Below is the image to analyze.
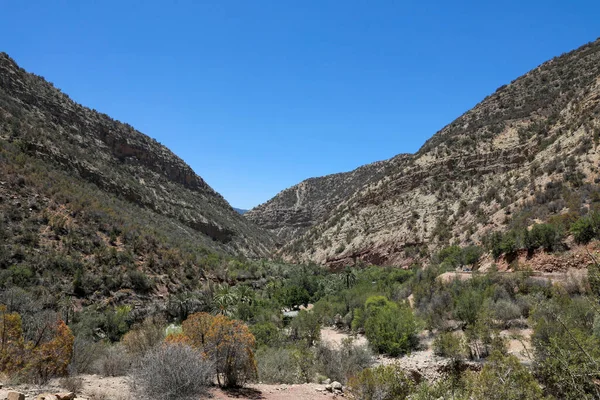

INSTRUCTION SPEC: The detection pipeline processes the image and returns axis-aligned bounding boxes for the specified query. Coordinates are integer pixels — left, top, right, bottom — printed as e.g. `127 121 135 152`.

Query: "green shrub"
363 296 417 356
571 214 598 244
255 346 299 384
348 364 414 400
251 322 281 347
290 310 321 346
468 351 545 400
433 332 466 359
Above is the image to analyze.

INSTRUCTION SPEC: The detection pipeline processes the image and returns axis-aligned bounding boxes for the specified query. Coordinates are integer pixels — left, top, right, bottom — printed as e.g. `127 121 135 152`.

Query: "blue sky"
1 1 599 209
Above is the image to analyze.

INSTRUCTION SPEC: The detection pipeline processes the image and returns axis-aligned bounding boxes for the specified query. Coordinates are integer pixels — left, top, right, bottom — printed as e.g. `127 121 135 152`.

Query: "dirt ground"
320 327 368 348
0 375 340 400
209 383 339 400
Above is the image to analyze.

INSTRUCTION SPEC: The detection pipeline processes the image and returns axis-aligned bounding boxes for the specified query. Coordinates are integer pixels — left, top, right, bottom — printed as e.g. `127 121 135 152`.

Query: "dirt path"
209 383 338 400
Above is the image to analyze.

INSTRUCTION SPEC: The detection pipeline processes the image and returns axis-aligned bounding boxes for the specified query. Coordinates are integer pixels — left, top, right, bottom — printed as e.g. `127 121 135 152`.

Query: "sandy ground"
0 375 339 400
320 327 368 348
208 383 338 400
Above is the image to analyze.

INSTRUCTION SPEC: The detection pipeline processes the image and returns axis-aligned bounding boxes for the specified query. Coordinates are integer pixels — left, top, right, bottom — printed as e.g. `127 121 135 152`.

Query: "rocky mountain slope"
0 52 273 257
245 155 409 243
0 52 276 303
254 38 600 268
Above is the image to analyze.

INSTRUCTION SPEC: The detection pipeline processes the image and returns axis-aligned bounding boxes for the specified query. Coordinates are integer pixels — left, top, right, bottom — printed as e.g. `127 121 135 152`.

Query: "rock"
8 392 26 400
56 393 76 400
323 378 331 385
325 384 333 392
331 381 343 391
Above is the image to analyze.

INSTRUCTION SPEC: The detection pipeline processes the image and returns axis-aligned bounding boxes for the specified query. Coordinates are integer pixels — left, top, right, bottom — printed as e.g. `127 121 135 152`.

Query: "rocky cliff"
253 38 600 268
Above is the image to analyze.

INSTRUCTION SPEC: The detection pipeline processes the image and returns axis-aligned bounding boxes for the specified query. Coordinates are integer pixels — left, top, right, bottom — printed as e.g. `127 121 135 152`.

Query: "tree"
0 304 25 373
182 312 214 349
206 315 257 387
290 310 320 346
0 306 74 383
26 320 74 383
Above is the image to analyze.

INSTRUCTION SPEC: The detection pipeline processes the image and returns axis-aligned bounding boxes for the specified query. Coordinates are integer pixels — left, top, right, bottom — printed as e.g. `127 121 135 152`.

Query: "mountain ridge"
247 37 600 267
0 51 274 264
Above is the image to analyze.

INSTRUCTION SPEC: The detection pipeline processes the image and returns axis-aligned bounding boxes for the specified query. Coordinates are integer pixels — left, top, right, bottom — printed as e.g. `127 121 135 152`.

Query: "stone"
323 378 331 385
325 384 333 392
332 381 343 392
7 392 26 400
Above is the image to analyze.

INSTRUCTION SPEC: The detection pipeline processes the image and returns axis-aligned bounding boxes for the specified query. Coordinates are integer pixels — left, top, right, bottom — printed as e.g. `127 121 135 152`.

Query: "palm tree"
343 266 357 289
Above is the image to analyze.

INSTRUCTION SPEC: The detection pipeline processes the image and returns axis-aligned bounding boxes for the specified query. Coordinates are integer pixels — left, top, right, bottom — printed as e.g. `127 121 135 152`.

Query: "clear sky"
1 1 598 209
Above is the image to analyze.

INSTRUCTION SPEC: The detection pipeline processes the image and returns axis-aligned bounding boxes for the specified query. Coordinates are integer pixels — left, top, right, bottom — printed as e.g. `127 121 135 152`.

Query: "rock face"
0 52 273 257
252 38 600 267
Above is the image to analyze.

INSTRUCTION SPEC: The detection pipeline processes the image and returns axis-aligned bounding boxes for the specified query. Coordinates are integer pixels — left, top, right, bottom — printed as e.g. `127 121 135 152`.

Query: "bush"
290 310 321 346
433 332 466 359
255 346 298 384
363 296 418 356
121 316 165 357
490 299 522 322
348 364 414 400
69 337 106 374
315 338 373 383
131 343 213 400
0 306 74 383
251 322 281 347
571 215 597 244
206 315 257 387
468 351 545 399
96 344 131 377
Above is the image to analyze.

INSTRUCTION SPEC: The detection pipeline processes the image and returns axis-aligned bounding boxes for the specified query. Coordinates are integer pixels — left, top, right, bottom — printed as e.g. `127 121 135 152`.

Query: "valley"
2 37 600 400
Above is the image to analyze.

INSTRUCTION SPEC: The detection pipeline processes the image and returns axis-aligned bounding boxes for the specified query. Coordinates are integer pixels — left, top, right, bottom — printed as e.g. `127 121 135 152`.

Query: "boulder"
323 378 331 385
325 384 333 392
7 392 26 400
332 381 343 391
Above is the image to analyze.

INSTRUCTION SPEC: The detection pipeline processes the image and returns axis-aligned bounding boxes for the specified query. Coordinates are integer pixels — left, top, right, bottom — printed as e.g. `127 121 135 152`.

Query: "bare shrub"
121 316 165 358
316 338 373 383
131 343 213 400
490 299 522 323
95 344 132 377
255 346 299 384
69 336 106 374
59 375 84 393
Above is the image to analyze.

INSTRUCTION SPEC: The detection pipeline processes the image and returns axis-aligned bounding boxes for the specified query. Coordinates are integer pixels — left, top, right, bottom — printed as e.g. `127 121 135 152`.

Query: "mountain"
233 208 249 215
249 38 600 268
0 52 274 300
245 156 408 243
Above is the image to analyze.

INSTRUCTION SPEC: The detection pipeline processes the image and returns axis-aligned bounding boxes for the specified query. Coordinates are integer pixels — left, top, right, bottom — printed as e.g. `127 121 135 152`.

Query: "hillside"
246 155 409 243
256 38 600 267
0 52 274 302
